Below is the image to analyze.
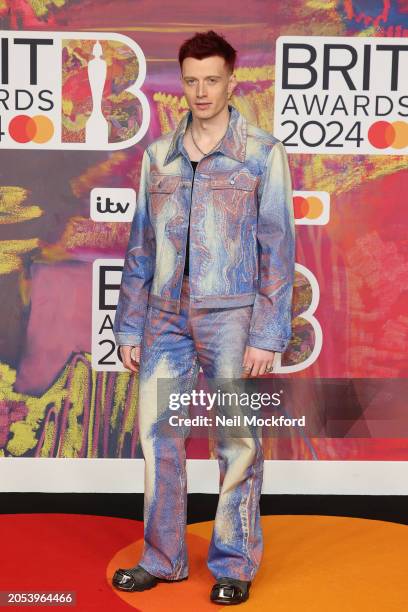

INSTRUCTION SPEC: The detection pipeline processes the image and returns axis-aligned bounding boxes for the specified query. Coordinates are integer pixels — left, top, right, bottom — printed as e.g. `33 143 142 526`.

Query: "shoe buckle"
218 584 235 599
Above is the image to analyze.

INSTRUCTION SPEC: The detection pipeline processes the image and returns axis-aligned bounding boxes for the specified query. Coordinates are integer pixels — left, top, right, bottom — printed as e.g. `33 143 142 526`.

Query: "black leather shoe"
210 577 251 605
112 565 188 592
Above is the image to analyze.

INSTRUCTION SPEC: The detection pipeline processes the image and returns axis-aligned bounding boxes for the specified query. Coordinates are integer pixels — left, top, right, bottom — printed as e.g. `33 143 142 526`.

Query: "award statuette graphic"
85 41 109 145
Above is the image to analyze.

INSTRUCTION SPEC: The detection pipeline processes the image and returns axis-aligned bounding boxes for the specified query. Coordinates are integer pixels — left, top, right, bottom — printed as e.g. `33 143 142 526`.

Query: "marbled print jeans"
136 274 264 581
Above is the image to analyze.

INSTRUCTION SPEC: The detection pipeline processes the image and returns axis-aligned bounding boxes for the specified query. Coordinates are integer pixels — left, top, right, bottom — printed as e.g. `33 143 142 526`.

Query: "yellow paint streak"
86 23 261 33
2 351 140 458
235 64 274 82
19 273 32 307
61 359 87 456
0 361 17 387
34 216 127 256
37 244 72 263
62 111 92 132
5 360 68 456
70 151 127 198
151 62 272 77
152 93 188 134
42 420 55 456
0 253 23 274
62 98 73 116
234 87 275 131
356 27 378 37
88 368 97 458
300 153 408 195
29 0 65 18
0 239 39 275
306 0 337 9
0 186 43 225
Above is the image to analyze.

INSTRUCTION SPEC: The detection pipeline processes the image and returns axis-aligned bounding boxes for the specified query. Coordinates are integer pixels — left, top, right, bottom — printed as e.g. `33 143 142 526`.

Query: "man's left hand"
242 346 275 377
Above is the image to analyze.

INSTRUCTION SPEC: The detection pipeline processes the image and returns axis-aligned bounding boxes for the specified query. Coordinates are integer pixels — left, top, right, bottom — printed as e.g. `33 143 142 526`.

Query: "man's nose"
196 82 207 97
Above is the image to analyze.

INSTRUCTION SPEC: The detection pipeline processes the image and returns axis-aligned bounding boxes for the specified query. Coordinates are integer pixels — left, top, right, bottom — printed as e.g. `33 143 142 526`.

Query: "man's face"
181 55 236 119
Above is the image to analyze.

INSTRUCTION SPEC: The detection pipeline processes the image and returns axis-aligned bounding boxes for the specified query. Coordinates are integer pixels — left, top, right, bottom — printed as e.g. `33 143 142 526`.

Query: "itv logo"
90 188 136 222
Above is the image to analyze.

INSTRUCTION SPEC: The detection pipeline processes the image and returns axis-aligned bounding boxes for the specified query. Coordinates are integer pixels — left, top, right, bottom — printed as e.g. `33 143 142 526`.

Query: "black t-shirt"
184 160 199 276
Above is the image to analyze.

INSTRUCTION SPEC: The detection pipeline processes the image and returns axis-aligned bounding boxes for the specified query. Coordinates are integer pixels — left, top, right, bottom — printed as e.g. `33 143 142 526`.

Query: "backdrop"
0 1 407 493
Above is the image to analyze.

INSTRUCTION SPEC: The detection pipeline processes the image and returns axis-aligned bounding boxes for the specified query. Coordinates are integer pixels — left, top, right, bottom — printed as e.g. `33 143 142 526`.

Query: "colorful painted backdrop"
0 1 407 463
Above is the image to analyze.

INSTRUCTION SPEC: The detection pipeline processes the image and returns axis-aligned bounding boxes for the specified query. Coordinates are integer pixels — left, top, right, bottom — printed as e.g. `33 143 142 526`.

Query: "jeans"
136 274 264 581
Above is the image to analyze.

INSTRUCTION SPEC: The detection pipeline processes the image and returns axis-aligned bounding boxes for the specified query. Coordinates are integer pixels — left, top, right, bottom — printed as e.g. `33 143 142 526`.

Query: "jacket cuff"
114 332 143 346
247 333 289 353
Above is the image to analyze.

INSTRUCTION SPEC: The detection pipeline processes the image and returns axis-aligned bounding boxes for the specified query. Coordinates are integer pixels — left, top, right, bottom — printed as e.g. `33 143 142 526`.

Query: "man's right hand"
119 345 141 373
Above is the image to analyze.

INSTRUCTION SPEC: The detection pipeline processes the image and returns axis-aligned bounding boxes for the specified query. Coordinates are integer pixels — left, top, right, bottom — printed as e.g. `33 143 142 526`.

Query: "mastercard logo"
293 192 329 225
368 121 408 149
294 195 324 220
8 114 54 144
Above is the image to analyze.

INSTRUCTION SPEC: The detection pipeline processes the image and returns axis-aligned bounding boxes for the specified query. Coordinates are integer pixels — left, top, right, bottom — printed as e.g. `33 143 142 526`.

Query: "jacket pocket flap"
210 172 258 191
148 174 181 193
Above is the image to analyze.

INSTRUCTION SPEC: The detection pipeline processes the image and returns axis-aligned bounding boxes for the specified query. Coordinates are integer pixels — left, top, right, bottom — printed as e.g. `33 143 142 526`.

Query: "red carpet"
1 514 408 610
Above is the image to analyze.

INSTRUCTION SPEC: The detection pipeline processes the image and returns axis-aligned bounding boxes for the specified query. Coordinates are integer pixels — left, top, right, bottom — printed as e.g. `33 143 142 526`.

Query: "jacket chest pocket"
209 171 258 220
148 174 181 218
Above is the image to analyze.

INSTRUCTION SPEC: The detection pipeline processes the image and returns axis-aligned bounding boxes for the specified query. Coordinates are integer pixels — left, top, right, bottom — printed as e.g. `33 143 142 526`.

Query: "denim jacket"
113 104 295 353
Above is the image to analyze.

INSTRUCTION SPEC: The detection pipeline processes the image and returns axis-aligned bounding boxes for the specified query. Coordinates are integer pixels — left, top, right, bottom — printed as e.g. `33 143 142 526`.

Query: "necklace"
189 122 228 156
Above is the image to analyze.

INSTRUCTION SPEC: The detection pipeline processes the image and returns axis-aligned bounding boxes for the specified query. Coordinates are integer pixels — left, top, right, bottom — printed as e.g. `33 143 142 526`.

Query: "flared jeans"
136 274 264 581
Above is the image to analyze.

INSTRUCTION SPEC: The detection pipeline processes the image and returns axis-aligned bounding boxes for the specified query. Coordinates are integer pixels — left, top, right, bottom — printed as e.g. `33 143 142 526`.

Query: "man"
112 30 295 605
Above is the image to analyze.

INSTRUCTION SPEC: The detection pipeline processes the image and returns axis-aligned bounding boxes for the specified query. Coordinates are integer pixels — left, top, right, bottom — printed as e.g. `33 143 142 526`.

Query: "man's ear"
228 72 237 97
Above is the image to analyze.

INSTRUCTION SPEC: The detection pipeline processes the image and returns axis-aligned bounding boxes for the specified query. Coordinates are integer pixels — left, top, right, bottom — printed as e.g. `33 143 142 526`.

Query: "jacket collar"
163 103 247 166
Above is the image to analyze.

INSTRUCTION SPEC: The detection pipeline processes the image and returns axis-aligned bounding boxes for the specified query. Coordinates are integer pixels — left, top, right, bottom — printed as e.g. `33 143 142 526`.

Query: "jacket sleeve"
113 147 155 347
247 140 295 353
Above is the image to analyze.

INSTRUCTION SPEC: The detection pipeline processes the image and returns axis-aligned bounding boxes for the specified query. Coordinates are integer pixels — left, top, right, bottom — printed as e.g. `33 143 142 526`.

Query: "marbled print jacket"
113 104 295 353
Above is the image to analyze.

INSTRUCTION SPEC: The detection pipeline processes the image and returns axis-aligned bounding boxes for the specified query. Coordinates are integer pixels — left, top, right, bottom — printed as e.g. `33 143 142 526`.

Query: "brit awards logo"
0 31 149 149
274 36 408 154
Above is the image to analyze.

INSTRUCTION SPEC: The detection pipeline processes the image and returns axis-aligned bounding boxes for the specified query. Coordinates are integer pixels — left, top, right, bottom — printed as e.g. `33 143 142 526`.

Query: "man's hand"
242 346 275 377
119 345 141 373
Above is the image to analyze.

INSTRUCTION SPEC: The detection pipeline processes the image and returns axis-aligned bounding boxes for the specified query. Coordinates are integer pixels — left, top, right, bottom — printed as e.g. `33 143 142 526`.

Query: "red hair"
178 30 237 73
